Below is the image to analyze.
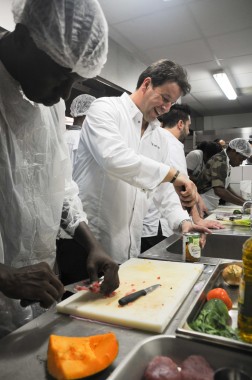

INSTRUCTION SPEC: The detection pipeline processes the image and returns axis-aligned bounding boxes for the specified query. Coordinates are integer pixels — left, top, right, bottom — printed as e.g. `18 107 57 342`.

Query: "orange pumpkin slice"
47 332 119 379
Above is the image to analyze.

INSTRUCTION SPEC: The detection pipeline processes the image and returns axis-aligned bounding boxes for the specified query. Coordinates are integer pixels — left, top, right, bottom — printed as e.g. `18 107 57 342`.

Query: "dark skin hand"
0 262 65 309
86 245 120 295
73 222 120 295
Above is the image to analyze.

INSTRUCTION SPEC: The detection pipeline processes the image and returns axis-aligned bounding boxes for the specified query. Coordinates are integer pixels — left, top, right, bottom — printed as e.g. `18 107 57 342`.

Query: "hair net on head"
70 94 96 117
12 0 108 79
229 138 252 158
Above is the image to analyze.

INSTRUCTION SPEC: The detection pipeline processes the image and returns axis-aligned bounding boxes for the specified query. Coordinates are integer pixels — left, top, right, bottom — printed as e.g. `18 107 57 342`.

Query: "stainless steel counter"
0 249 217 380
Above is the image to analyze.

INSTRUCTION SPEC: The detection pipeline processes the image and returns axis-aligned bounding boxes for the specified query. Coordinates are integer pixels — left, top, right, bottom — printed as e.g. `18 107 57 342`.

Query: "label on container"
183 233 201 262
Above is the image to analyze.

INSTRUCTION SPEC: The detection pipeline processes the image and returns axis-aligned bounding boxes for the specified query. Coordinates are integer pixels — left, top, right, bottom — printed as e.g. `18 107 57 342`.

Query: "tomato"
206 288 233 310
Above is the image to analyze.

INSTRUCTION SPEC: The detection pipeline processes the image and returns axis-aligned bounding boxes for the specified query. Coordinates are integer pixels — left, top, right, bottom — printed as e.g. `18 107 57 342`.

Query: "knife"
118 284 161 306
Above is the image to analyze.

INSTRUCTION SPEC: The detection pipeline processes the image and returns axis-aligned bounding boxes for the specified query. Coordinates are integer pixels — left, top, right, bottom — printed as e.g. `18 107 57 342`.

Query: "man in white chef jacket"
73 60 210 264
141 104 223 252
0 0 119 338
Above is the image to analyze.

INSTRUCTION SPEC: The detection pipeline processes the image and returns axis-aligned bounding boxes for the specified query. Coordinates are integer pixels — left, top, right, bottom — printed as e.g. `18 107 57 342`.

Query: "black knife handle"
118 289 146 306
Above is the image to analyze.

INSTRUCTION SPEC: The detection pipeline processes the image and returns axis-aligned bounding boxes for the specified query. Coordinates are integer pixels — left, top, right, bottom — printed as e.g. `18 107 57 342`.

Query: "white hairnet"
229 138 252 158
70 94 96 117
12 0 108 78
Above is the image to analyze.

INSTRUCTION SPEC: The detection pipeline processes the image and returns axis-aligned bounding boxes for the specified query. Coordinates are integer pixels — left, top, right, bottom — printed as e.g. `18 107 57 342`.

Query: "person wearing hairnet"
0 0 119 338
66 94 96 167
197 138 252 212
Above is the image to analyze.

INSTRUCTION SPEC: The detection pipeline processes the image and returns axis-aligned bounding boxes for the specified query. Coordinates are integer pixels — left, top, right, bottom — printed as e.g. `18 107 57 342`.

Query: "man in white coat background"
141 104 223 253
65 94 96 167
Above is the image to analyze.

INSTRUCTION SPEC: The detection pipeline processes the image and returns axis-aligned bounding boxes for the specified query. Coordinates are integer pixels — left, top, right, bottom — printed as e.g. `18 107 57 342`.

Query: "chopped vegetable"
232 218 251 227
190 299 239 340
233 209 242 214
206 288 233 310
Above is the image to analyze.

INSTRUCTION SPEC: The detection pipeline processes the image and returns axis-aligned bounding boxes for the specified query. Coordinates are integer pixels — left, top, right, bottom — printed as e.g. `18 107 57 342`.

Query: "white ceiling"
98 0 252 117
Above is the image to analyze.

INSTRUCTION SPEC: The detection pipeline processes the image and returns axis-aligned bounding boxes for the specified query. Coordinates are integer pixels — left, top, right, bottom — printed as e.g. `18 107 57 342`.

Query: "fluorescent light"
213 72 237 100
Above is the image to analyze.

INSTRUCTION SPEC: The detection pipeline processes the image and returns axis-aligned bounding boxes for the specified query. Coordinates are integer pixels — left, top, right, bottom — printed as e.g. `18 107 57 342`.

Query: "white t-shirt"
186 149 204 180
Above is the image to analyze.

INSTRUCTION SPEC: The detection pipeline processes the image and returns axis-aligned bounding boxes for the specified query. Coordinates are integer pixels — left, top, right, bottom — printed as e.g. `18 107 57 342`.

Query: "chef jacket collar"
121 92 161 130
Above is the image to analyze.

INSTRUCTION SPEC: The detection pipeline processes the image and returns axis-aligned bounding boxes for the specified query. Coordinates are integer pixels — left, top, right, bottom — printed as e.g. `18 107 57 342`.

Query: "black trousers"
56 238 89 286
140 222 166 253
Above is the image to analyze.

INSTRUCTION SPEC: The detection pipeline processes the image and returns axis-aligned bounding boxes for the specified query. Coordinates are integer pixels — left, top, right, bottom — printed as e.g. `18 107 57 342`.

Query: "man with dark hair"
197 138 251 212
141 104 222 252
214 138 226 149
136 60 191 95
73 60 210 264
0 0 119 338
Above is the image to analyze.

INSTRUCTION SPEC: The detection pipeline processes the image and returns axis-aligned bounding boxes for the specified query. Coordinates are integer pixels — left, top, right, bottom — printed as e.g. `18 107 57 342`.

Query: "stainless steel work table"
0 239 220 380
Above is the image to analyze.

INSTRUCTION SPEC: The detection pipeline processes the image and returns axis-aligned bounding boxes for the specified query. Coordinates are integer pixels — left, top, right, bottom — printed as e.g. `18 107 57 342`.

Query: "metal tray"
176 260 252 352
107 335 252 380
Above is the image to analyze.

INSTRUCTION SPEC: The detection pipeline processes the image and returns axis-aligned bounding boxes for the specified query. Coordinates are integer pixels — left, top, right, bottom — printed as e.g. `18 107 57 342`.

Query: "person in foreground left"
0 0 119 338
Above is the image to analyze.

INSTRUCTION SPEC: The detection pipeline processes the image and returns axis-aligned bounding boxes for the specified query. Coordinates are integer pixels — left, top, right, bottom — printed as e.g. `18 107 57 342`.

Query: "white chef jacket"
142 130 189 238
0 59 87 337
73 93 188 263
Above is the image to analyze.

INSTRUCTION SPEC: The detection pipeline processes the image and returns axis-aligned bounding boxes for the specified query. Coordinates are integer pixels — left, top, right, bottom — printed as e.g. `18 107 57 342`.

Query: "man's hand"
0 262 64 309
86 245 119 296
196 218 225 230
181 221 211 249
173 174 197 208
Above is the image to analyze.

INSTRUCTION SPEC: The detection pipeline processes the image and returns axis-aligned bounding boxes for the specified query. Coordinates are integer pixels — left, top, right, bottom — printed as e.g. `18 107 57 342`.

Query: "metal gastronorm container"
107 335 252 380
176 260 252 352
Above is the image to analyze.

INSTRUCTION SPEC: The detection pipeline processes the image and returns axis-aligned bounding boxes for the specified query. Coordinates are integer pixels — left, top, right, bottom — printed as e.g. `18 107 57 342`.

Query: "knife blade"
118 284 161 306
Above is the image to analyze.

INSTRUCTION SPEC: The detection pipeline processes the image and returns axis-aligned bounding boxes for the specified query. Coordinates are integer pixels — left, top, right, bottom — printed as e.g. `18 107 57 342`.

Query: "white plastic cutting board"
57 258 204 333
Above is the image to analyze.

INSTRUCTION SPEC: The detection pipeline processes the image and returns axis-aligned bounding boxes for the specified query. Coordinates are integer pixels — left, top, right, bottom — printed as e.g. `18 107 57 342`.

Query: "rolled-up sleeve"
82 99 170 191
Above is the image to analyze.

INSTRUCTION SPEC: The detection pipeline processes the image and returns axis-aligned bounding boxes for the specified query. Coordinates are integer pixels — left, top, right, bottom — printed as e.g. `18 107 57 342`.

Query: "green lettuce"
190 298 239 340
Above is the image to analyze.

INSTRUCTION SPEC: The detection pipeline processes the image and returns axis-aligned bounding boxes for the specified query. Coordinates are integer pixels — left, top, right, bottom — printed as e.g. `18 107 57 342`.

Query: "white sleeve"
81 99 170 190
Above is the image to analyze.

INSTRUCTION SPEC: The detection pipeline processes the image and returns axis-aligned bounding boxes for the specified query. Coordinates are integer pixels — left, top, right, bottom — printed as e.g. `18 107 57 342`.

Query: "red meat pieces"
180 355 214 380
144 356 182 380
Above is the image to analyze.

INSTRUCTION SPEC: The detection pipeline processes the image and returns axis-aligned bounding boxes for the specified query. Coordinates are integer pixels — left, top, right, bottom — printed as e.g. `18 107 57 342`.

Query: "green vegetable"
233 209 242 215
232 219 251 227
190 299 239 340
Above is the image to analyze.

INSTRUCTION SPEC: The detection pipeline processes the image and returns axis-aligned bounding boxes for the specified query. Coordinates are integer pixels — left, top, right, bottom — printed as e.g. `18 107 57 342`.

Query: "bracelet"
179 218 193 231
170 170 180 184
